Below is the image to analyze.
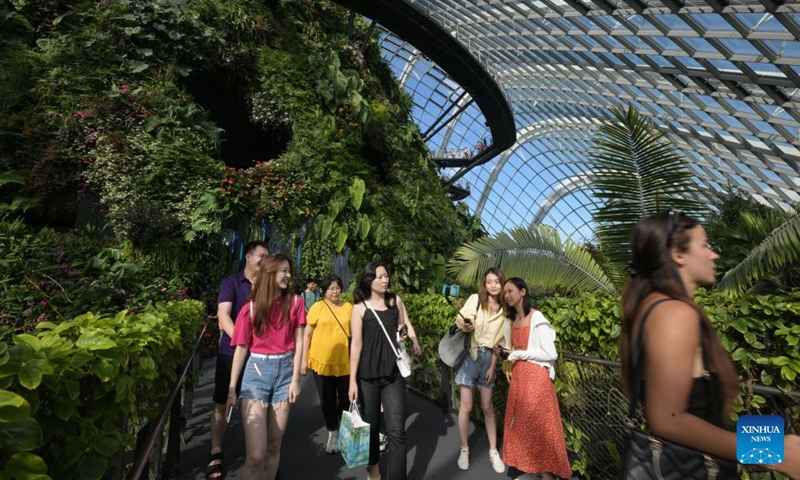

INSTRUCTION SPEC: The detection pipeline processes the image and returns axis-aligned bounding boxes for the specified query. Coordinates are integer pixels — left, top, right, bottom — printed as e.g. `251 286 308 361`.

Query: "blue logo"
737 415 784 465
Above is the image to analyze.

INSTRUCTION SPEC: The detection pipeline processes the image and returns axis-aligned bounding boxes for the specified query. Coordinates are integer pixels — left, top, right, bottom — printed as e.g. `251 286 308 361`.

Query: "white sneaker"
457 447 469 470
489 449 505 473
326 430 339 454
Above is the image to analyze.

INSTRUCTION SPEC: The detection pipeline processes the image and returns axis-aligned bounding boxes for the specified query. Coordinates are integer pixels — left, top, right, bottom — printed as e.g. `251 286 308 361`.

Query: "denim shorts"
239 351 293 406
455 347 495 389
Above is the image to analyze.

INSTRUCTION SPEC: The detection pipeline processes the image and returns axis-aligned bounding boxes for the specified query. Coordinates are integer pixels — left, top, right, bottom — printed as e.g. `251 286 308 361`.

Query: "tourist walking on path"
301 274 353 454
620 211 800 479
207 241 268 480
454 267 507 474
499 278 571 480
349 262 411 480
301 279 319 312
226 253 306 480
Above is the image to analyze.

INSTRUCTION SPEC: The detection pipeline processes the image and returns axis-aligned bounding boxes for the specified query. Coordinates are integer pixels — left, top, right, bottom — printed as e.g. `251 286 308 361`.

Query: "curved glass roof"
377 0 800 241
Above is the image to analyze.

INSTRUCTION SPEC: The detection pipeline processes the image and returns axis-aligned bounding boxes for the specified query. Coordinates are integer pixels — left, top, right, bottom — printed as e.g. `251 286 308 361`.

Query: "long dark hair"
620 212 737 416
247 253 295 334
504 277 532 320
353 261 396 307
478 267 507 312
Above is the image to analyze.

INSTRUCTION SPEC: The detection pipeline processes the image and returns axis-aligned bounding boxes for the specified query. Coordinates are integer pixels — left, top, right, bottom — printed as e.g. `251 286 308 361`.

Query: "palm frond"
590 105 708 267
448 224 616 295
717 213 800 294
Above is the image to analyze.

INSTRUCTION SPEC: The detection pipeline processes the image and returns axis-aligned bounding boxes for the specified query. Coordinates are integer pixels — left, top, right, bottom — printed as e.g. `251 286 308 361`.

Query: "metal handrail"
562 353 800 400
127 317 210 480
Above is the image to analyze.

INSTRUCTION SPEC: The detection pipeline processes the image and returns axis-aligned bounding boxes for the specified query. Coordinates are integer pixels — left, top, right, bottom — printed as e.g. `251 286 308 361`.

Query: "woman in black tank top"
620 211 800 479
348 262 412 480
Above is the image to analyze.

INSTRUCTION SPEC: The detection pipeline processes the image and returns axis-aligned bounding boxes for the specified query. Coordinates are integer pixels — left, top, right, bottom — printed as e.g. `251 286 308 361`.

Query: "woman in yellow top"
454 267 508 474
301 274 353 454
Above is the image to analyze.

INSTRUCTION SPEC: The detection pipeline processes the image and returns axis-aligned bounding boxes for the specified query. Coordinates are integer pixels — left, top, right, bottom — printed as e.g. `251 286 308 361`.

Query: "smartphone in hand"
226 406 234 424
498 347 511 360
398 325 409 338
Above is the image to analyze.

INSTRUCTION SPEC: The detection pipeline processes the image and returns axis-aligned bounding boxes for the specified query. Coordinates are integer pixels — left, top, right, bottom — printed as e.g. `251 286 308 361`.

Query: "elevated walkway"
177 360 534 480
330 0 516 185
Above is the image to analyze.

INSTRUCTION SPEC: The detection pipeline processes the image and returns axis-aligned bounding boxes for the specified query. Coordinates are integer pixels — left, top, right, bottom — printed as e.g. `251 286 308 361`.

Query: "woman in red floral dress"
497 277 572 480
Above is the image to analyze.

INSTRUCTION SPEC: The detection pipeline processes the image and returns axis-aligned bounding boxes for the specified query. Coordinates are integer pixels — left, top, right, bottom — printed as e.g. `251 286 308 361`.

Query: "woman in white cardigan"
497 277 571 480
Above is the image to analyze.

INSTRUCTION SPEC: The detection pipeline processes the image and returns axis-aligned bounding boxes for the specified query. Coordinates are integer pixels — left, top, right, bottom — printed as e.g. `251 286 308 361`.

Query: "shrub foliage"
0 300 206 480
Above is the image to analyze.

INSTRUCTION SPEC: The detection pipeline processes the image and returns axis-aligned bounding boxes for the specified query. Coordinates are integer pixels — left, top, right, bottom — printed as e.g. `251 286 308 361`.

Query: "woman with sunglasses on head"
620 211 800 479
454 267 508 474
301 274 353 454
498 277 572 480
348 262 411 480
225 253 306 480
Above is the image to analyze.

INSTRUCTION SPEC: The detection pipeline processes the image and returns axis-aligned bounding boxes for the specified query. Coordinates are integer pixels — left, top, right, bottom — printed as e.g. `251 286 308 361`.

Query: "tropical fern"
448 224 616 295
717 212 800 294
0 170 40 213
590 105 708 268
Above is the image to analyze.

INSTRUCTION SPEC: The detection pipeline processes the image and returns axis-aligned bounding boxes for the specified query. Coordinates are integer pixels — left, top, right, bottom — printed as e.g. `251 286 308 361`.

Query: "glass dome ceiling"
376 0 800 242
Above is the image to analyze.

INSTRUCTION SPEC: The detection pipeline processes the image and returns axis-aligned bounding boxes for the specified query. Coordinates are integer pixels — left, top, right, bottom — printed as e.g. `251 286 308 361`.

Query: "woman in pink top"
226 253 306 480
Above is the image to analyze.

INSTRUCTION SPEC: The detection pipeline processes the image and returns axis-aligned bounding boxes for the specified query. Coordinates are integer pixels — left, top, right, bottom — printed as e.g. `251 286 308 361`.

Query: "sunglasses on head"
666 209 683 247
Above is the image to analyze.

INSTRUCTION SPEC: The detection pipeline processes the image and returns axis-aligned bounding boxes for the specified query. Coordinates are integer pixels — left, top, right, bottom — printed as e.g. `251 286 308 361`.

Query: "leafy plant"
0 217 195 338
0 170 40 213
2 0 478 303
311 51 370 124
713 209 800 295
590 105 709 272
0 300 206 480
448 224 616 295
317 177 370 252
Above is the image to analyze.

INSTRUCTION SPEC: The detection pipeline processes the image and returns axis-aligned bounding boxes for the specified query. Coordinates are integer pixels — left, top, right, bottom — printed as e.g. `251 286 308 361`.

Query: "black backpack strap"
628 297 677 419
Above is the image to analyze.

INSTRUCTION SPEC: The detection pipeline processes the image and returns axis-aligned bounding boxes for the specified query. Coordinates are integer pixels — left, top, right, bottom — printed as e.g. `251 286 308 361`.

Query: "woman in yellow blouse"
301 274 353 454
454 267 508 474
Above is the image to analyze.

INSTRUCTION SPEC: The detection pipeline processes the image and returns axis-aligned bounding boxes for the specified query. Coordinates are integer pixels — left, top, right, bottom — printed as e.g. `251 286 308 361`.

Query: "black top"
358 304 400 379
686 374 724 427
641 374 724 428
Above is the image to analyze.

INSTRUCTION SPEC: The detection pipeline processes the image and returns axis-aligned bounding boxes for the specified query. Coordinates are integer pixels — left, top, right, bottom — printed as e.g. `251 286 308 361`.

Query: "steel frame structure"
376 0 800 240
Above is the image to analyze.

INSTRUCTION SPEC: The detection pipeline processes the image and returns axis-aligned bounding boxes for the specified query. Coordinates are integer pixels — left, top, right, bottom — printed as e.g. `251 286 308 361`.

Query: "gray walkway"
177 359 515 480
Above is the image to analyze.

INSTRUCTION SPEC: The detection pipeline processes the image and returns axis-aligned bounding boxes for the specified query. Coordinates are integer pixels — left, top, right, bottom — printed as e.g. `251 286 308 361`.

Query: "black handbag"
621 298 739 480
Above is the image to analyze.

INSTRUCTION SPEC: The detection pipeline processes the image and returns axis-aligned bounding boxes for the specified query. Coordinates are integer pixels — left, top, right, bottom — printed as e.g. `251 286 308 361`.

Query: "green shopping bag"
338 402 370 468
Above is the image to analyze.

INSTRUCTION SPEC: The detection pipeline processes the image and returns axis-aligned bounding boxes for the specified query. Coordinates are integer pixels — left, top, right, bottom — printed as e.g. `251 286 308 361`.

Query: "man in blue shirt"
207 241 268 480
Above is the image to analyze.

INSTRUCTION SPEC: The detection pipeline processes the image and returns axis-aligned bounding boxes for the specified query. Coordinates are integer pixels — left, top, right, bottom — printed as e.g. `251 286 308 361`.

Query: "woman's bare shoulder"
646 299 701 344
351 302 365 313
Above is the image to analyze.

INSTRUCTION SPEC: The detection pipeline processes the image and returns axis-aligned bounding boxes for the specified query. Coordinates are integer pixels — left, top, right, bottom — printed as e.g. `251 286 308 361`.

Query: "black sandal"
206 451 224 480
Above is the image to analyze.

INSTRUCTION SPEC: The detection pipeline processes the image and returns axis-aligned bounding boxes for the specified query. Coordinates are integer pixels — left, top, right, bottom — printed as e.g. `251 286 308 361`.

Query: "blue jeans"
360 374 406 480
455 347 496 389
239 352 293 406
